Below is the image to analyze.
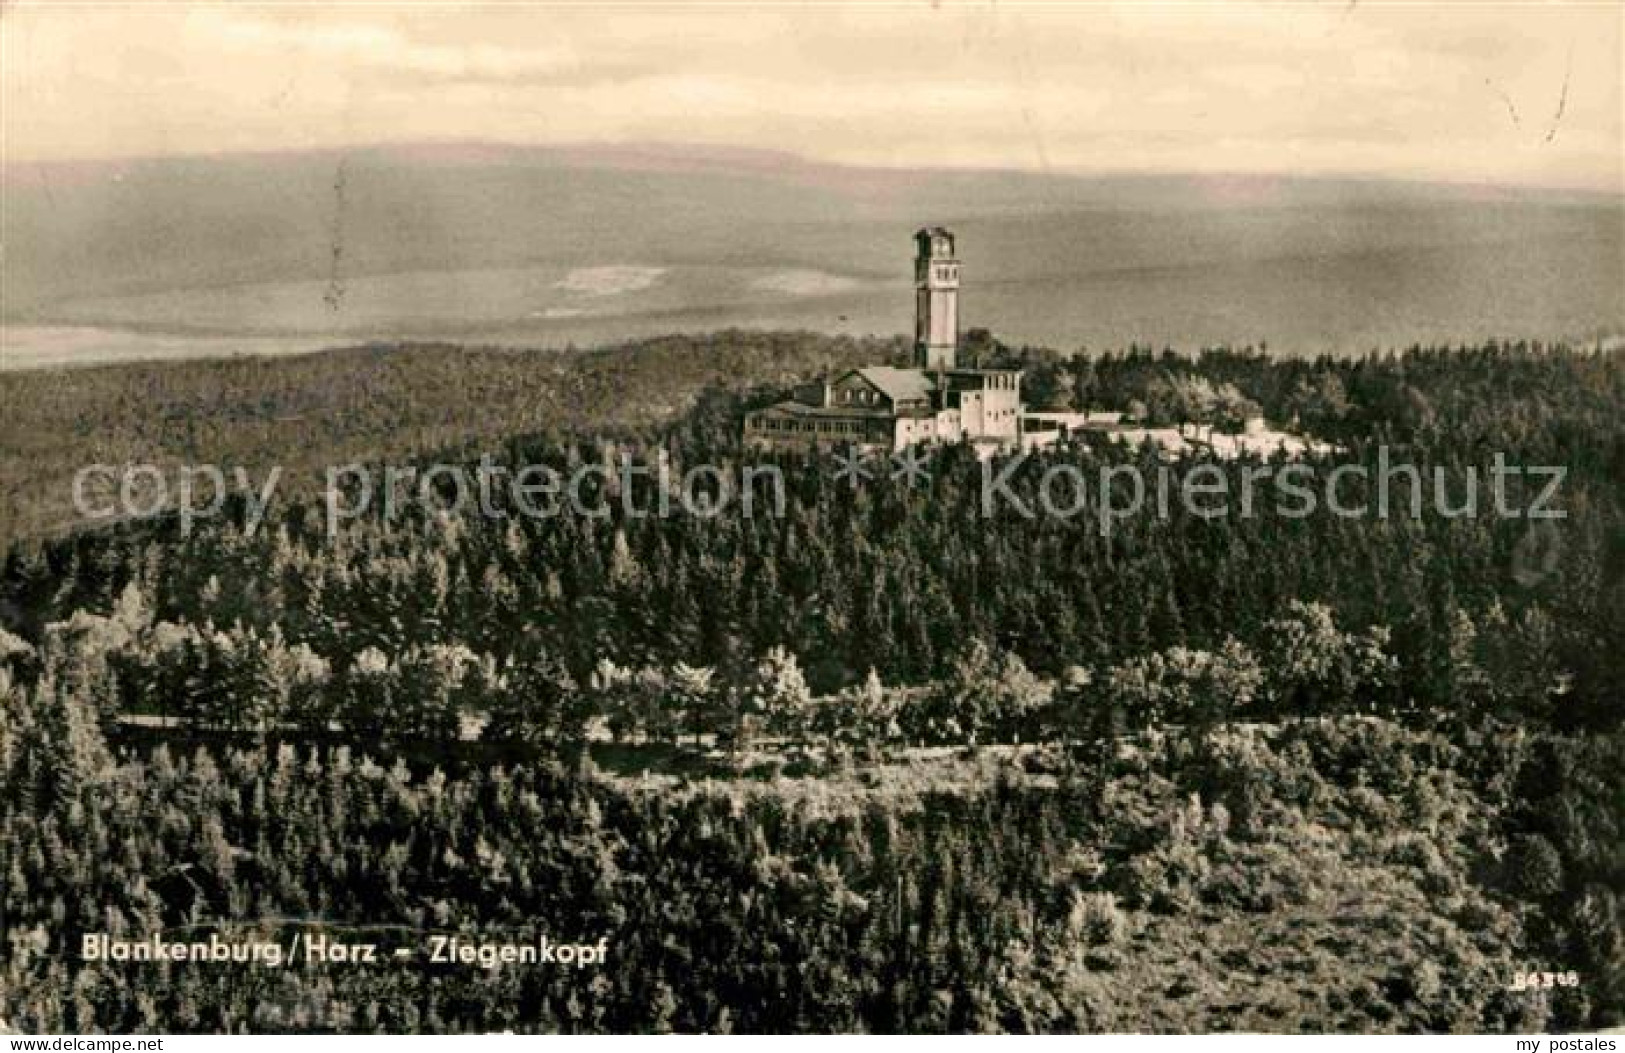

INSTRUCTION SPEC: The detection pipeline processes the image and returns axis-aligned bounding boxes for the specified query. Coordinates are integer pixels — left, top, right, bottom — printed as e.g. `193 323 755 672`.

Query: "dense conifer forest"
0 332 894 550
2 334 1621 1033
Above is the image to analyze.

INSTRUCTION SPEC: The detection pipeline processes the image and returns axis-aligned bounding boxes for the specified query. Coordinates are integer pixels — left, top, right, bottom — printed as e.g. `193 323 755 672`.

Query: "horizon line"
5 137 1621 199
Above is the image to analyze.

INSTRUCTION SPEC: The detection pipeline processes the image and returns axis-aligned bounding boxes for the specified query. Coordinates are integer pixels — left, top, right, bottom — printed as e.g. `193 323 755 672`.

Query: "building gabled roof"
851 366 935 404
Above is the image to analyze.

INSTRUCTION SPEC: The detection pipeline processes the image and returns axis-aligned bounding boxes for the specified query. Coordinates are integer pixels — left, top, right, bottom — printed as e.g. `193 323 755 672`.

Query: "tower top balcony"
914 226 956 260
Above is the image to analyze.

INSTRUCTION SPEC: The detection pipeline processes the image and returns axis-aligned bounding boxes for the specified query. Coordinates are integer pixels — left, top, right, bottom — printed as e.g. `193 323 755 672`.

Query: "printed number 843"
1510 970 1579 991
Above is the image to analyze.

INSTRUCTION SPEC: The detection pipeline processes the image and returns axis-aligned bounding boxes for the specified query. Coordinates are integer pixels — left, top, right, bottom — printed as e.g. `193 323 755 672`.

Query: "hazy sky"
4 2 1621 190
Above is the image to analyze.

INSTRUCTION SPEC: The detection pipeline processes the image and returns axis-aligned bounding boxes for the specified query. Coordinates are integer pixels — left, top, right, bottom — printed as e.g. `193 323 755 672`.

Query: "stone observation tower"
914 226 960 370
743 227 1026 454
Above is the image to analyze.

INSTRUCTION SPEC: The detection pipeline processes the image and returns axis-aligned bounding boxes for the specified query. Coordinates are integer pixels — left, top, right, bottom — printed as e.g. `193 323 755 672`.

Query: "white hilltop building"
1027 411 1332 460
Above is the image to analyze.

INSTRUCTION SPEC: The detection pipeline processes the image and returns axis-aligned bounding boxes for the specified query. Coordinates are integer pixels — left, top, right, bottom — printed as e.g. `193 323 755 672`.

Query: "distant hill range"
5 142 1622 361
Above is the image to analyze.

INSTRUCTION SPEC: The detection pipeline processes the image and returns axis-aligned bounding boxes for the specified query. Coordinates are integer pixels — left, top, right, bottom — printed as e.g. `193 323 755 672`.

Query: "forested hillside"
0 331 895 549
2 338 1621 1032
7 701 1608 1033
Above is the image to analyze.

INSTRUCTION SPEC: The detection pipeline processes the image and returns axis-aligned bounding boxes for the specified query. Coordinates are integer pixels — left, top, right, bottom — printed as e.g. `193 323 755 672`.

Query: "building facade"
744 227 1025 454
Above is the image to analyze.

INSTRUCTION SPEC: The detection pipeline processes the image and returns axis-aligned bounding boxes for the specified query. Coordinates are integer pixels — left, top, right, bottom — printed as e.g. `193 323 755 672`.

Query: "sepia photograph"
1 0 1622 1039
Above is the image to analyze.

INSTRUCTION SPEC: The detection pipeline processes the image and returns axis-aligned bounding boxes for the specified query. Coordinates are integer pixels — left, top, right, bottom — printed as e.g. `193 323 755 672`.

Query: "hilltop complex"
743 227 1327 462
744 228 1026 454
